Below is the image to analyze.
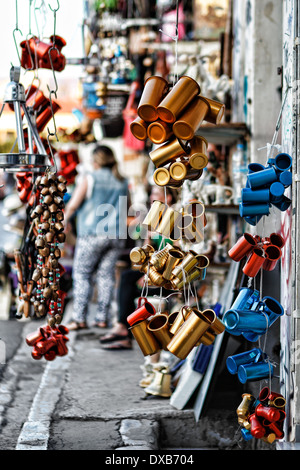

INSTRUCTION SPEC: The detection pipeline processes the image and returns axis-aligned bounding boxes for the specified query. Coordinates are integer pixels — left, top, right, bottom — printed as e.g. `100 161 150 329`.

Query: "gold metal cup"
199 330 216 346
169 160 189 180
150 244 172 270
173 96 210 141
199 308 225 345
142 200 168 231
169 161 203 181
147 314 173 350
129 320 161 356
236 393 255 420
162 249 184 280
183 200 207 227
157 76 201 124
156 207 182 239
130 247 147 265
130 244 155 265
167 311 180 330
180 214 204 243
153 167 171 187
147 119 173 144
138 76 169 122
167 308 212 359
188 136 209 170
204 98 225 124
172 252 198 280
172 267 202 290
130 116 148 141
149 137 188 168
169 306 193 335
195 254 210 269
148 266 167 287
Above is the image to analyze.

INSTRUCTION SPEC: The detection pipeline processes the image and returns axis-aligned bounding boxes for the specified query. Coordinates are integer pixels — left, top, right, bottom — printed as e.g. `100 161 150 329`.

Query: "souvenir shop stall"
0 0 297 450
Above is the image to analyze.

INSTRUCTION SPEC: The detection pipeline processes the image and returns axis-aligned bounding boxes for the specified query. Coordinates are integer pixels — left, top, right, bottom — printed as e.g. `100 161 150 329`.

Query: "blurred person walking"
64 145 129 330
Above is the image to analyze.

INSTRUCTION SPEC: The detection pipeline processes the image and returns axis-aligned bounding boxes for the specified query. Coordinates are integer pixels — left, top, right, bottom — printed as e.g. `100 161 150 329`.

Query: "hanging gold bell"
0 67 50 173
144 367 173 398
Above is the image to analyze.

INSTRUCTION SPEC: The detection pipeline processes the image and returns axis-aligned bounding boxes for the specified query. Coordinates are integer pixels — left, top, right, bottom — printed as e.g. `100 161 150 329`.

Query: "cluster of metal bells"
0 67 51 173
139 363 173 398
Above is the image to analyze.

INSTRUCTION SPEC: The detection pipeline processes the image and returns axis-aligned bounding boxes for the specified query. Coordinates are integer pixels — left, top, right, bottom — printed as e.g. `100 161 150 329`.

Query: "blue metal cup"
248 166 277 189
239 202 270 217
248 163 266 173
241 428 253 441
270 181 285 203
223 309 269 335
237 361 274 384
231 287 260 311
258 296 284 326
272 195 292 211
279 170 292 187
244 215 263 226
226 348 263 375
274 153 292 172
241 187 270 203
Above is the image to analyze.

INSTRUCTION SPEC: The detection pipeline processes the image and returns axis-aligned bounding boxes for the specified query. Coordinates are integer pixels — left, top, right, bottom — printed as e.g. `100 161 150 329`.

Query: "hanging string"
159 0 179 86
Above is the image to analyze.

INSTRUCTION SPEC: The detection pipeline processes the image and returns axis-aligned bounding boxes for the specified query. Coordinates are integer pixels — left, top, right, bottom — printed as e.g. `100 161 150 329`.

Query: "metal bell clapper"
0 67 49 173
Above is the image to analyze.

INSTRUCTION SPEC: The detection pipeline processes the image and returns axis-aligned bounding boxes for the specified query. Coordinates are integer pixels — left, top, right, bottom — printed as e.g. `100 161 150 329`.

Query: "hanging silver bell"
0 66 50 173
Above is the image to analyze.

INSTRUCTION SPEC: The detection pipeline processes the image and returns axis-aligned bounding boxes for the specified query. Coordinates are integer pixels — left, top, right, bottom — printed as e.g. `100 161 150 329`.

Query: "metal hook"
13 28 23 66
46 48 59 96
48 0 60 12
46 134 58 173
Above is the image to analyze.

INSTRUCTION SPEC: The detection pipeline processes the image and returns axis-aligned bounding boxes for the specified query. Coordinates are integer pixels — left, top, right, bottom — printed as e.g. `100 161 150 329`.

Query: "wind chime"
126 70 226 379
224 89 292 444
1 0 70 361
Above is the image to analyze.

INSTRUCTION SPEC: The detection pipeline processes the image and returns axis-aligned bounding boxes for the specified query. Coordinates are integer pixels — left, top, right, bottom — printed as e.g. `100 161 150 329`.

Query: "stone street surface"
0 301 253 451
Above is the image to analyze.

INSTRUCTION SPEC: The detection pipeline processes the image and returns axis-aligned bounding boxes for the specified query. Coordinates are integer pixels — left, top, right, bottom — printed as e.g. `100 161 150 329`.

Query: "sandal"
99 332 130 344
101 339 132 350
93 321 107 328
66 321 88 331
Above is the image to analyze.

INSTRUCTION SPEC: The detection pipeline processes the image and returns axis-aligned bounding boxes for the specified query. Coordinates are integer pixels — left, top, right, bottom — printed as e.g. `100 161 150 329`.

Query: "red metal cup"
44 350 57 361
49 35 67 53
31 348 43 360
255 403 281 422
55 334 68 356
263 245 282 271
127 297 156 326
228 233 257 261
262 419 284 439
36 102 61 132
26 88 49 112
258 386 270 403
242 248 265 278
35 337 57 355
249 414 266 439
26 327 47 346
269 232 285 249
